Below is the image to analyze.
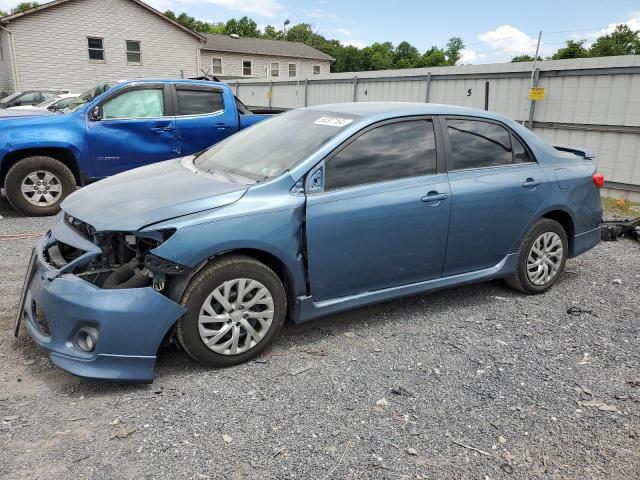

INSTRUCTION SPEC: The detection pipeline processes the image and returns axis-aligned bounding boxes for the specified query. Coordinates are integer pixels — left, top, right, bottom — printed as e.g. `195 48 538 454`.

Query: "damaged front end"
56 213 188 292
17 212 188 383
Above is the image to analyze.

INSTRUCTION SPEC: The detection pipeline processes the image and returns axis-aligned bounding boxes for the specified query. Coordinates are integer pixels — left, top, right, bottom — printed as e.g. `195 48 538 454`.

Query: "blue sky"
4 0 637 63
140 0 640 63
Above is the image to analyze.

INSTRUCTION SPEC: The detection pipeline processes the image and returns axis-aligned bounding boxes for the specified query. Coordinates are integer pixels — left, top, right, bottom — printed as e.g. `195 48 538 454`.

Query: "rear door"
88 83 177 177
305 118 451 302
172 83 238 156
442 117 548 276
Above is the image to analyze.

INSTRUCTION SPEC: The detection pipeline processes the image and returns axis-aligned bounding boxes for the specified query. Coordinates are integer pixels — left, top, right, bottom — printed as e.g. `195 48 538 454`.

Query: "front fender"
0 113 89 176
148 207 307 297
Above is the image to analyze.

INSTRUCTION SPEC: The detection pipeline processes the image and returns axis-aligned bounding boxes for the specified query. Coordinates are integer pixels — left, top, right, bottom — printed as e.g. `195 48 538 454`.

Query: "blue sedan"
16 102 603 382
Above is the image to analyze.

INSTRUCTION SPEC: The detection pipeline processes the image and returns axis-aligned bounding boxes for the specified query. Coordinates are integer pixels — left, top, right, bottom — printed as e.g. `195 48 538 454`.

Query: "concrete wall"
232 55 640 193
201 49 330 79
2 0 201 93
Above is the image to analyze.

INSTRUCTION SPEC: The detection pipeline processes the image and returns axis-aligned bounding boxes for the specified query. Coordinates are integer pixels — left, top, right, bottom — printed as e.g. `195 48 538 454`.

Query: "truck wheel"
176 255 287 368
5 156 76 216
505 218 568 294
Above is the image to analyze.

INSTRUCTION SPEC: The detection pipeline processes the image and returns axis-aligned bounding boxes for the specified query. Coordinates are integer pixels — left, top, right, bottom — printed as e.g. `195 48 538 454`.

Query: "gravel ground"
1 198 639 480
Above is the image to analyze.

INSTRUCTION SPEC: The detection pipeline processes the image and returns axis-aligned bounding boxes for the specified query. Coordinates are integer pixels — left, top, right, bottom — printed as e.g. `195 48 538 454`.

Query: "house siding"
201 50 331 79
4 0 201 92
0 30 14 94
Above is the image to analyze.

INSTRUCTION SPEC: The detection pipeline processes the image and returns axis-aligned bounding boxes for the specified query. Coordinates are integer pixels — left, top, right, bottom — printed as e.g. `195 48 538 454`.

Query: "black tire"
5 156 76 216
176 255 287 368
505 218 568 294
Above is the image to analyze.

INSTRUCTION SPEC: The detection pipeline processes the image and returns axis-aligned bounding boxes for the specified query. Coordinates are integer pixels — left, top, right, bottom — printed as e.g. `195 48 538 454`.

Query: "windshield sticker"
313 116 354 127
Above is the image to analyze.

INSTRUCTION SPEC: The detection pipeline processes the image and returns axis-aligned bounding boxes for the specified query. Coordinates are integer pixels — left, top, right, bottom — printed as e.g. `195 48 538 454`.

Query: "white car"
6 93 79 115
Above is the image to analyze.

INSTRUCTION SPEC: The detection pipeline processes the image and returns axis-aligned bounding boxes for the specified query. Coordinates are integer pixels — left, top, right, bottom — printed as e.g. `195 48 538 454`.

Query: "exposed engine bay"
46 214 188 292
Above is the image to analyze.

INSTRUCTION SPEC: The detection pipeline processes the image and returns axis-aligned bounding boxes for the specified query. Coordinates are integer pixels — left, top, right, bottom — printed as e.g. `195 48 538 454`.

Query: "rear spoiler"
553 144 595 160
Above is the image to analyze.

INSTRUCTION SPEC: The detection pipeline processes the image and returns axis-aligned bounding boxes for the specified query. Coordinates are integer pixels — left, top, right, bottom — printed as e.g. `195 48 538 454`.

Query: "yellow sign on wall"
528 87 545 101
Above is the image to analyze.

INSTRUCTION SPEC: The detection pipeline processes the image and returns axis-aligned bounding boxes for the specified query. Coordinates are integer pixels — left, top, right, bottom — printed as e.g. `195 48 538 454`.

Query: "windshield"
0 92 23 106
194 110 360 181
63 82 116 112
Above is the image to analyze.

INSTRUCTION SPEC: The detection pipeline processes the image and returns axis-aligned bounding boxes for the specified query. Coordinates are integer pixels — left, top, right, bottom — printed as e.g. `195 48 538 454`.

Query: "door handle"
151 126 174 133
421 191 448 203
522 178 542 188
214 122 230 130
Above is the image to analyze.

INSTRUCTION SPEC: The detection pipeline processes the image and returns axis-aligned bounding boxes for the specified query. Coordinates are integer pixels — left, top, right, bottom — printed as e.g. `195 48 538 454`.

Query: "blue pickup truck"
0 79 273 216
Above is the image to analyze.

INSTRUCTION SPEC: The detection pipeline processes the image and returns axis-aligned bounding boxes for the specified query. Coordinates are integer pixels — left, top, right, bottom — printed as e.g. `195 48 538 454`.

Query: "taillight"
592 172 604 189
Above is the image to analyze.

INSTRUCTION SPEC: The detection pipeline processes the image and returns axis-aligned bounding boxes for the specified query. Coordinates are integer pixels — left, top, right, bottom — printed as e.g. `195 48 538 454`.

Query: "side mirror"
12 100 21 107
89 105 102 121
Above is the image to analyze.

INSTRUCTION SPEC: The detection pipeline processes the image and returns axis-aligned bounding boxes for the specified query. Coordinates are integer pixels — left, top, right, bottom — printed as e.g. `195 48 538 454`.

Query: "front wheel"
176 255 287 368
505 218 568 294
5 156 76 216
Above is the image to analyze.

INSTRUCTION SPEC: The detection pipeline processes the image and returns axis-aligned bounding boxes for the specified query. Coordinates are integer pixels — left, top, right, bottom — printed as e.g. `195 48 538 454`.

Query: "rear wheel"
505 218 568 294
176 255 286 368
5 156 76 216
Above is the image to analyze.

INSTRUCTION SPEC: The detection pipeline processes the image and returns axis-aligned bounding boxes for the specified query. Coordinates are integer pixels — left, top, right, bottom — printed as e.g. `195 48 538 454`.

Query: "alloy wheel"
526 232 564 286
198 278 275 355
21 170 63 207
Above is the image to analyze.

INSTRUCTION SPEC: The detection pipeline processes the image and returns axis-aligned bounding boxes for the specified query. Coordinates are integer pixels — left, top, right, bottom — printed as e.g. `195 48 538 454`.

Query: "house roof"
0 0 206 41
202 34 334 61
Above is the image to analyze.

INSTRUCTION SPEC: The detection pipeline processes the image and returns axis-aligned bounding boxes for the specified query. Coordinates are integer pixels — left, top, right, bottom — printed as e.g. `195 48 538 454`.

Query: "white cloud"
459 49 478 64
336 28 353 37
478 25 540 56
342 40 368 49
144 0 285 17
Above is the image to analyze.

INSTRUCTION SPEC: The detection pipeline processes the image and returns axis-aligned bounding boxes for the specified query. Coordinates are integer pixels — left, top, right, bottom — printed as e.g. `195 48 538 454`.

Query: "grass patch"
602 197 640 216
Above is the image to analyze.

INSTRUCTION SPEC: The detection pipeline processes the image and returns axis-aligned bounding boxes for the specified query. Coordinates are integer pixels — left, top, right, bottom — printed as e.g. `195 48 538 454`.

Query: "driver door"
87 84 178 178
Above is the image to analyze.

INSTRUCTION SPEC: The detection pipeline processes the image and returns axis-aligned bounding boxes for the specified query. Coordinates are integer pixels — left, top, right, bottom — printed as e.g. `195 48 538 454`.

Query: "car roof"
303 101 514 123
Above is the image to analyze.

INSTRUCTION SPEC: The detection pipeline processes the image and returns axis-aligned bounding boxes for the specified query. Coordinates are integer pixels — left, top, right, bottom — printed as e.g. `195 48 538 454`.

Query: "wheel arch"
167 248 300 322
540 208 575 256
1 147 81 187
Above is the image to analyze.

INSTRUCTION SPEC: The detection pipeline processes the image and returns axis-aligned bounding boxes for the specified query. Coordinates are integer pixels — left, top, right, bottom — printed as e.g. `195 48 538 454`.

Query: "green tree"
588 24 640 57
224 16 260 37
12 1 39 13
551 39 588 60
418 46 447 67
0 9 7 16
164 10 223 33
445 37 464 65
393 41 421 68
361 42 394 70
511 54 542 62
262 25 284 40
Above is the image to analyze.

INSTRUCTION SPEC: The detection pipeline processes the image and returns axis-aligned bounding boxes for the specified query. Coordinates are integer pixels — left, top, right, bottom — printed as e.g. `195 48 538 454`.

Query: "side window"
87 37 104 61
102 89 164 119
242 60 252 76
325 120 437 191
447 119 512 170
512 135 534 163
176 89 224 116
17 92 37 104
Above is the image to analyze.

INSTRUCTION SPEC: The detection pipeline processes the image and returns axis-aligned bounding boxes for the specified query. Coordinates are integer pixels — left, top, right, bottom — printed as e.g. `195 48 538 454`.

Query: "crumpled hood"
62 157 248 232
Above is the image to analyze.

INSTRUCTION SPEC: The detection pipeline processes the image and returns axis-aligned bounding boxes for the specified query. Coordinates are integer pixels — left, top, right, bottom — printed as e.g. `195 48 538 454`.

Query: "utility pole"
524 31 542 127
283 19 290 35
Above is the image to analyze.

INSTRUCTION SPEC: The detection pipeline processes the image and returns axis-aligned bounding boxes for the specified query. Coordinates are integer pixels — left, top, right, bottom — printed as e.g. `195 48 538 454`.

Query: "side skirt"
293 253 517 324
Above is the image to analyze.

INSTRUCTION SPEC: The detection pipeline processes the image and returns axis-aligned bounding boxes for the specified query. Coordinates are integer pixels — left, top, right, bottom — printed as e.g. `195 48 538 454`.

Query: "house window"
211 58 222 75
0 33 4 61
313 65 321 75
87 37 104 61
242 59 252 76
271 61 279 77
126 40 141 64
288 63 297 77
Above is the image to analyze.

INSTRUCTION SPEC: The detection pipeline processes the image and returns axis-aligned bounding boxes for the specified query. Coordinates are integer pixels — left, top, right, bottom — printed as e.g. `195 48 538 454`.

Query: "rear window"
447 119 513 170
177 89 224 116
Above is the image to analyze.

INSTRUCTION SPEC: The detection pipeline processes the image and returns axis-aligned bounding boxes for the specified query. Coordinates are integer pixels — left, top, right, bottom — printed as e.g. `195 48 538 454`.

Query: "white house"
200 34 334 80
0 0 334 95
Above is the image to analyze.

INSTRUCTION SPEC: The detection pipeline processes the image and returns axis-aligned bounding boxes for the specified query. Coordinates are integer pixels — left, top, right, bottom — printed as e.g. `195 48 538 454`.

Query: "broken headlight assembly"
56 216 188 292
